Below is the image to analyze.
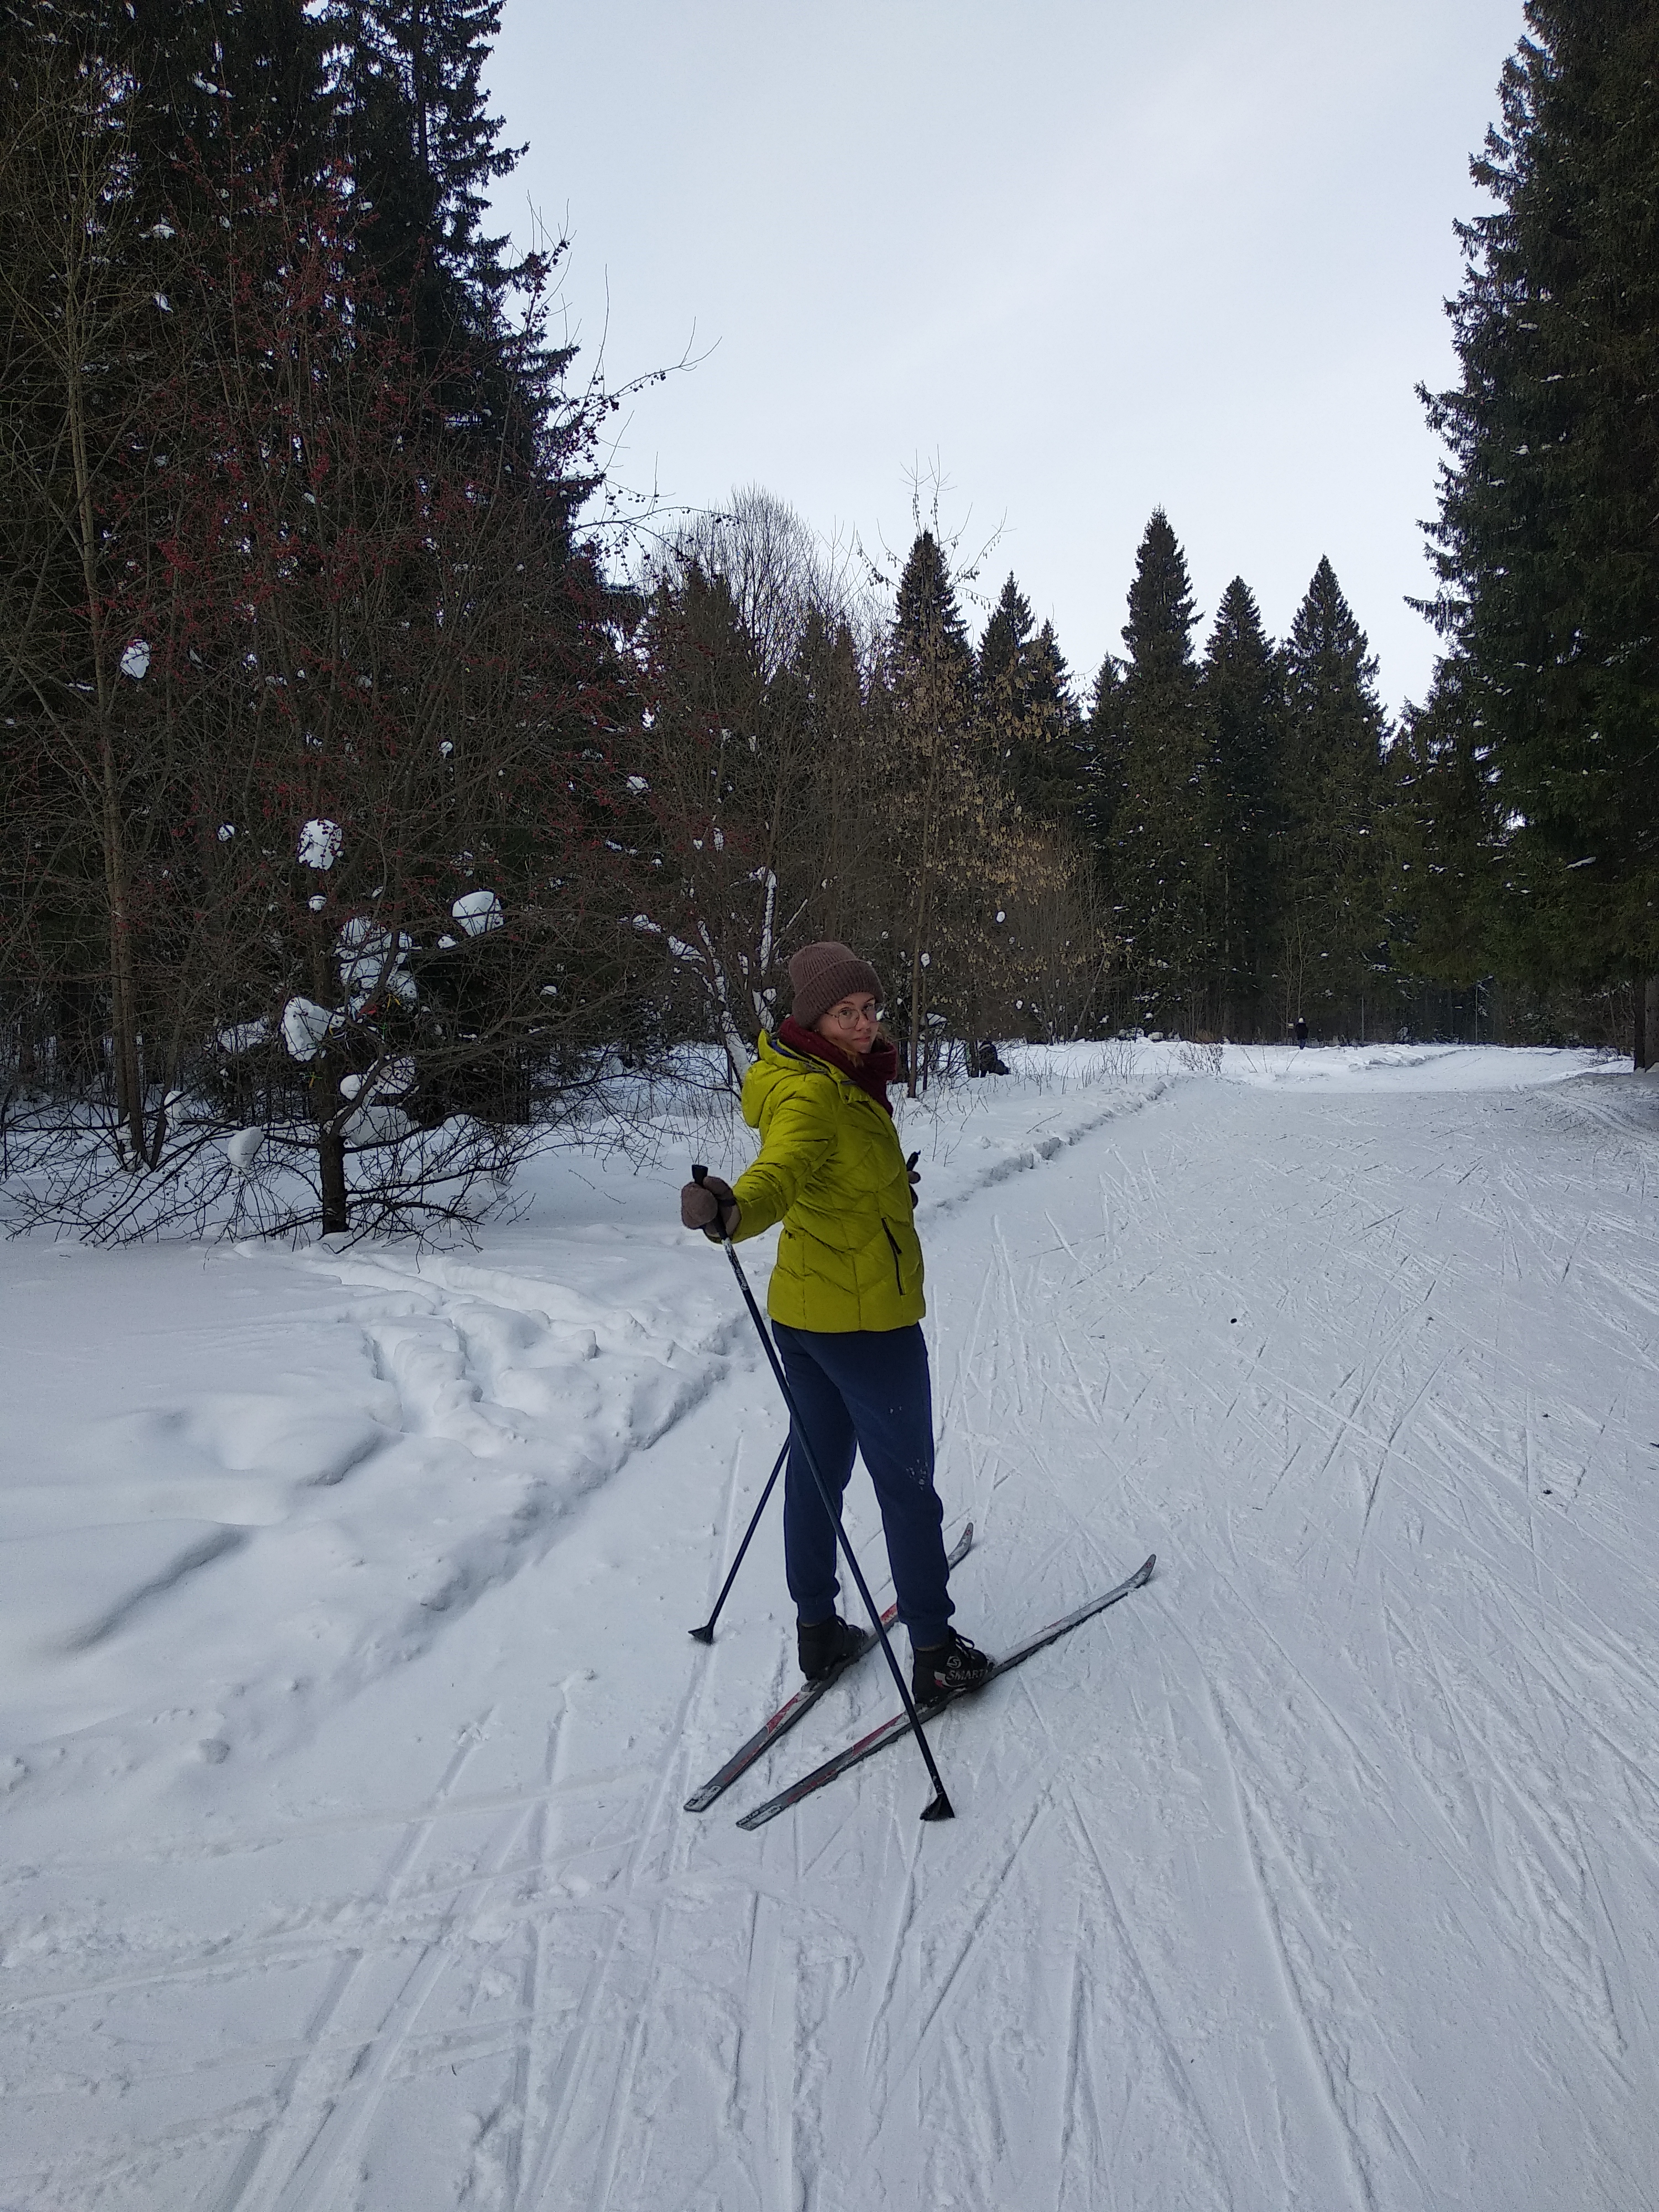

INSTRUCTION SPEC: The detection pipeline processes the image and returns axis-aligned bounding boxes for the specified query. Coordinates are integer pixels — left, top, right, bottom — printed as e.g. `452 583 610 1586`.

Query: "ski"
683 1521 974 1814
735 1551 1156 1831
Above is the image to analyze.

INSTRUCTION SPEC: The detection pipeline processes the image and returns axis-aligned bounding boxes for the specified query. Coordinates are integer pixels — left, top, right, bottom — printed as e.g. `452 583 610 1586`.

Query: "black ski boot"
911 1629 993 1709
796 1614 865 1682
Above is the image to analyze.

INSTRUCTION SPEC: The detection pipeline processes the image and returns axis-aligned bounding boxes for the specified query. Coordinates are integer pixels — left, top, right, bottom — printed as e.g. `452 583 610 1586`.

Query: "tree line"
632 494 1415 1074
2 0 1652 1240
1 0 656 1237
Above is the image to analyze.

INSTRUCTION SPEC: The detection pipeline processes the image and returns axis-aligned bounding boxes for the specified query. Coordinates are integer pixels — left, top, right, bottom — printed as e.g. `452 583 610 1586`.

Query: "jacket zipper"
881 1222 904 1294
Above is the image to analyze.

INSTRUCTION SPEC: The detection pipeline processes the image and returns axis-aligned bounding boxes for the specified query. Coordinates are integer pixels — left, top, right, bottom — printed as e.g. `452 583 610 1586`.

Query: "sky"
485 0 1527 719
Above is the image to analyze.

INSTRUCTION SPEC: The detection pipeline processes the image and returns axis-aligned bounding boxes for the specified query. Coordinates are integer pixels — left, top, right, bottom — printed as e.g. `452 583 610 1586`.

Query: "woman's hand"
907 1150 921 1207
681 1173 740 1240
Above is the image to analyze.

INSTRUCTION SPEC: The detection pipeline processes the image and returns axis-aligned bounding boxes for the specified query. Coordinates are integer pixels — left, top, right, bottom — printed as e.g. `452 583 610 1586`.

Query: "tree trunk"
1637 976 1659 1071
100 723 147 1159
64 249 148 1165
318 1112 349 1234
906 732 938 1103
315 1062 349 1233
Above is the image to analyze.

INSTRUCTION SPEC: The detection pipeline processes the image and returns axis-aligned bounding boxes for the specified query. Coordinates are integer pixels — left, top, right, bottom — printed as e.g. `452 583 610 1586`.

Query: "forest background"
1 0 1655 1239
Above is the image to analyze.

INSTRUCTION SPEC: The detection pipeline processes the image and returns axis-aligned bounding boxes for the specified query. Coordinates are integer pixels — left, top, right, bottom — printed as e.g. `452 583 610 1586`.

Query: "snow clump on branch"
298 818 343 870
452 889 503 937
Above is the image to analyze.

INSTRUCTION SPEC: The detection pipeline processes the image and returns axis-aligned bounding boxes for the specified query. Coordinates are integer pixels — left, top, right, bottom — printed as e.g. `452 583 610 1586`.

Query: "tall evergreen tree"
333 0 534 401
977 575 1083 825
118 0 338 187
0 2 638 1229
1080 651 1126 858
893 530 975 693
791 608 884 953
1382 657 1497 991
1276 558 1389 1034
1200 577 1280 1034
1420 0 1659 1036
1108 511 1211 1027
978 572 1034 696
888 529 985 1086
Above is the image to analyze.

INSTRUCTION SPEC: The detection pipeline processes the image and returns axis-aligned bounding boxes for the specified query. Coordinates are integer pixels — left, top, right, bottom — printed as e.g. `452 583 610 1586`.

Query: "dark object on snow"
911 1627 994 1709
1293 1016 1308 1048
975 1040 1010 1076
797 1614 867 1681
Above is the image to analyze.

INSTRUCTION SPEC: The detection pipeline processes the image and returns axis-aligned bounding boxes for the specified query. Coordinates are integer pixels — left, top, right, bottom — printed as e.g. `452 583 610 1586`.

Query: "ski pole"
691 1165 954 1822
689 1436 789 1644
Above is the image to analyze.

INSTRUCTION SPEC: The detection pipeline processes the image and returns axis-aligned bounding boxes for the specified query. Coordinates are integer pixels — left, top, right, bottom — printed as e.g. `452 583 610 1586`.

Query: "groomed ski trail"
3 1058 1657 2210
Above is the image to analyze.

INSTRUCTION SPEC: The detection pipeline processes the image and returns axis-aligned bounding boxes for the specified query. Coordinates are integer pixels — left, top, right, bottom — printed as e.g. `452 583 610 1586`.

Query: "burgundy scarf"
777 1015 897 1118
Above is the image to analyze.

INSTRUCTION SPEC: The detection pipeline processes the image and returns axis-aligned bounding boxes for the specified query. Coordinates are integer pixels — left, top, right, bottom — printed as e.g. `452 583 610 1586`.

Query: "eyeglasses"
821 1001 880 1027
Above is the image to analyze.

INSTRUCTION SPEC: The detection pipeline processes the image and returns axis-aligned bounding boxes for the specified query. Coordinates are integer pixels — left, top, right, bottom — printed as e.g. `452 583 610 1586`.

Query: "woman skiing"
680 940 991 1708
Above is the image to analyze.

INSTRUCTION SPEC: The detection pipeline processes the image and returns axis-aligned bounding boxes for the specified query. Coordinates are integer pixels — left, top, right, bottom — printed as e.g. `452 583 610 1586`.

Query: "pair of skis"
686 1536 1156 1830
684 1521 975 1814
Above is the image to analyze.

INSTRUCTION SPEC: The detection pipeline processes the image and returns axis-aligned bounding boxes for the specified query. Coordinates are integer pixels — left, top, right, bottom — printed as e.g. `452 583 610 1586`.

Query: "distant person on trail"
679 941 992 1711
1293 1015 1308 1048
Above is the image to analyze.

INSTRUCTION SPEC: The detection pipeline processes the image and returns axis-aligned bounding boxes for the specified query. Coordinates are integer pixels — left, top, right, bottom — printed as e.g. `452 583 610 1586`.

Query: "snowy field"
3 1041 1657 2211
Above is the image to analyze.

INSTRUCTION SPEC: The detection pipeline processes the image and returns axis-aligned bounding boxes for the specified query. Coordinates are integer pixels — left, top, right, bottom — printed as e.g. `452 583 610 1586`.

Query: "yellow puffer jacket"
732 1031 925 1332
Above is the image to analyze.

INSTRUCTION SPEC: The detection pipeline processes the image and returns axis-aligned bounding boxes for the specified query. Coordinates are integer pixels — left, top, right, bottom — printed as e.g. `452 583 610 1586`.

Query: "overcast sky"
486 1 1525 719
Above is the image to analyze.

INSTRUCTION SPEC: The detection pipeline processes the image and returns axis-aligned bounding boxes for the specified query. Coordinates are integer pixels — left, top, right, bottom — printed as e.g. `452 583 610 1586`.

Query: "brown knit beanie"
787 941 881 1029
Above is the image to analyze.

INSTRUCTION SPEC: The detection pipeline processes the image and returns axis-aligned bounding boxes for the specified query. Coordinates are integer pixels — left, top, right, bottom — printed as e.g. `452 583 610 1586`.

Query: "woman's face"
815 993 880 1052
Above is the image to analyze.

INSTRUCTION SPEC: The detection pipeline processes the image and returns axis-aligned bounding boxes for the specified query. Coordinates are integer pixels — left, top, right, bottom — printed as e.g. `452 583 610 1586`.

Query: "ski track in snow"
3 1052 1659 2208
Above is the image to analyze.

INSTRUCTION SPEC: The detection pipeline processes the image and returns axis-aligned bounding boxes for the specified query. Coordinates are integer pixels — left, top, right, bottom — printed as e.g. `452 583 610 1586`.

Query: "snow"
118 639 151 680
452 887 504 936
298 818 343 870
337 916 416 1001
279 994 336 1062
216 1018 269 1056
223 1126 263 1172
3 1044 1657 2210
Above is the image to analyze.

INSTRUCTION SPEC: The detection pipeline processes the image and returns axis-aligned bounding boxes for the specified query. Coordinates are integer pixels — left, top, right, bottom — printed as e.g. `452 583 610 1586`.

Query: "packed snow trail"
2 1050 1657 2210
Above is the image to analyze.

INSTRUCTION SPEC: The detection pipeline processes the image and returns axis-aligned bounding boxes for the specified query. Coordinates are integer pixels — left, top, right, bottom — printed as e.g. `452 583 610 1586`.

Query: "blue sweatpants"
773 1321 954 1650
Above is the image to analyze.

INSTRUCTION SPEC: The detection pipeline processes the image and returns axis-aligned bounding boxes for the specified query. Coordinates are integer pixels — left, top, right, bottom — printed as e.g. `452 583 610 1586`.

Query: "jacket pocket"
881 1221 905 1294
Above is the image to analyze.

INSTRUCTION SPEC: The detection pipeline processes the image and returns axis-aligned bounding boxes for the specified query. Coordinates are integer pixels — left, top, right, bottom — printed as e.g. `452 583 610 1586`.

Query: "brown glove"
680 1172 740 1240
907 1150 921 1207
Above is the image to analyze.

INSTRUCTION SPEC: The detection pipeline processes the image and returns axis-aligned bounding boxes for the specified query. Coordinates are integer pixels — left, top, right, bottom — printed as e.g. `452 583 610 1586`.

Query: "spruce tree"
1276 558 1390 1036
978 572 1033 697
1080 651 1126 858
119 0 338 187
791 609 884 953
1109 511 1211 1029
333 0 533 401
893 531 975 694
1200 578 1280 1035
889 529 985 1086
977 575 1083 826
1420 0 1659 1025
1383 658 1497 992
